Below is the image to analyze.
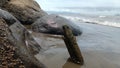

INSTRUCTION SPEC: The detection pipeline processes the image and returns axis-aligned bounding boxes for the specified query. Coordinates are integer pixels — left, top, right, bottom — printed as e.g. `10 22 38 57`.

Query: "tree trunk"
63 25 84 65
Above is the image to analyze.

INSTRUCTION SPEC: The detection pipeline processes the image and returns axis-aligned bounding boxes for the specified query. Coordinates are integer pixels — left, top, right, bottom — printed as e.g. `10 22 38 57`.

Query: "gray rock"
0 9 18 26
0 9 41 54
0 17 46 68
1 0 48 25
32 14 82 36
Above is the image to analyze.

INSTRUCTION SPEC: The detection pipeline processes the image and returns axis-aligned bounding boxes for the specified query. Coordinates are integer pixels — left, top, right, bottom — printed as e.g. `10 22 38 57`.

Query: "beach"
1 0 120 68
33 21 120 68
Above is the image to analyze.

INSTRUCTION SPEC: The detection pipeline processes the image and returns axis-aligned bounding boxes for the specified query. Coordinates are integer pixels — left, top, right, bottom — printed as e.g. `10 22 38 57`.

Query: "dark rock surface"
1 0 48 25
32 14 82 36
0 9 41 54
0 0 7 7
0 9 46 68
0 18 26 68
0 9 18 26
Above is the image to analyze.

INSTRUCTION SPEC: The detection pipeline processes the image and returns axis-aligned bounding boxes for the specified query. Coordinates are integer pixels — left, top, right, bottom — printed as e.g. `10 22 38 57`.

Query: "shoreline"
58 14 120 28
33 22 120 68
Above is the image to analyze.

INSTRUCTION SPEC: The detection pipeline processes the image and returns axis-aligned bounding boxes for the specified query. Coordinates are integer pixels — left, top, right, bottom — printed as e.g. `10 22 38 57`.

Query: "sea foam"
60 15 120 28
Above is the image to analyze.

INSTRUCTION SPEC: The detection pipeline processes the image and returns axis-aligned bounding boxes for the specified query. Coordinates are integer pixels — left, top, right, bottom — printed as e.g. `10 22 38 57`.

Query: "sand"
33 22 120 68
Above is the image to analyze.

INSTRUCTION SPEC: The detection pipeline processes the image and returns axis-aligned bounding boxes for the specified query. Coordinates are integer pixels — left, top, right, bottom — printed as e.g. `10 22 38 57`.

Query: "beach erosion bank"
33 19 120 68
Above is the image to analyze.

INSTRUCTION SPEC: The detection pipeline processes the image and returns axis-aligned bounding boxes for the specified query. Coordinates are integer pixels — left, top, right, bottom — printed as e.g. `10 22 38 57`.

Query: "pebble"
0 19 26 68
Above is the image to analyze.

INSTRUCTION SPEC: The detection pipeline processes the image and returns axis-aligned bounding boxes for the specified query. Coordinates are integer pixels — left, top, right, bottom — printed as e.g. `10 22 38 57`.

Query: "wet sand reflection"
63 59 81 68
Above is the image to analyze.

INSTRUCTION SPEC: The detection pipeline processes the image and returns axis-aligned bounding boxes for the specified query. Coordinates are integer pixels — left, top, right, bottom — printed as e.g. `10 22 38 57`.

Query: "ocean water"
46 7 120 27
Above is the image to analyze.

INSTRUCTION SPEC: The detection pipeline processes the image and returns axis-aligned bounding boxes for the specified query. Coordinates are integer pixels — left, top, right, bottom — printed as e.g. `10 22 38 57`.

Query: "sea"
46 7 120 27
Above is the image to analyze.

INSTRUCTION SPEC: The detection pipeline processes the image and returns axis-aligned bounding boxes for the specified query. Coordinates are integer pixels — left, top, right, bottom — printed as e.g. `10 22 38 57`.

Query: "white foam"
99 15 106 18
60 15 120 28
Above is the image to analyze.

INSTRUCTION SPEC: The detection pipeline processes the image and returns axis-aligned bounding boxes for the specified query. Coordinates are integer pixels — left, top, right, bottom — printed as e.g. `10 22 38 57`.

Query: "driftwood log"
63 25 84 65
0 17 46 68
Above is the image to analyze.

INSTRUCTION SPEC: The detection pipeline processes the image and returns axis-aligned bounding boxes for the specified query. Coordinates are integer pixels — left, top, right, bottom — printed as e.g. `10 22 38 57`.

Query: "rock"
7 19 46 68
0 0 7 7
0 9 46 68
0 9 18 26
1 0 48 25
32 14 82 36
0 9 41 54
0 18 26 68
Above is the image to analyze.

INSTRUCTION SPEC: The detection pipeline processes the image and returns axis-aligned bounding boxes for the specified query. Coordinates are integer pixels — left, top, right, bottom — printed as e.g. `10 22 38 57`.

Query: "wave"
46 7 120 16
60 15 120 27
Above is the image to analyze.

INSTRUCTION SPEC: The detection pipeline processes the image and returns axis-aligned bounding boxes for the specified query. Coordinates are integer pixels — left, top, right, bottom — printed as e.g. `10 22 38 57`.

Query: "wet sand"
33 22 120 68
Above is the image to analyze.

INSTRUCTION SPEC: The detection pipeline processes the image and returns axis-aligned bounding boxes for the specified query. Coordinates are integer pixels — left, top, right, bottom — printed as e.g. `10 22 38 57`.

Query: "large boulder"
0 9 45 68
0 9 41 54
1 0 48 25
32 14 82 36
0 18 26 68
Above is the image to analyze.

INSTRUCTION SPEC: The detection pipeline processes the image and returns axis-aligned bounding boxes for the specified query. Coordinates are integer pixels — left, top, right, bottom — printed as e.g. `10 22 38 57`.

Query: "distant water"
46 7 120 27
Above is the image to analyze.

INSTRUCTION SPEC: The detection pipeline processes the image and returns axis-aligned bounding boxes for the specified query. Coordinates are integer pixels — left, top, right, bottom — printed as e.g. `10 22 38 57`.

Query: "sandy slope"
33 22 120 68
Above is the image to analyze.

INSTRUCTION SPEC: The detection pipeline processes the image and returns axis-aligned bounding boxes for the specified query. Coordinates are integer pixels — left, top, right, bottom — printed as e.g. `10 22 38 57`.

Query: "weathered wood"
63 25 84 65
